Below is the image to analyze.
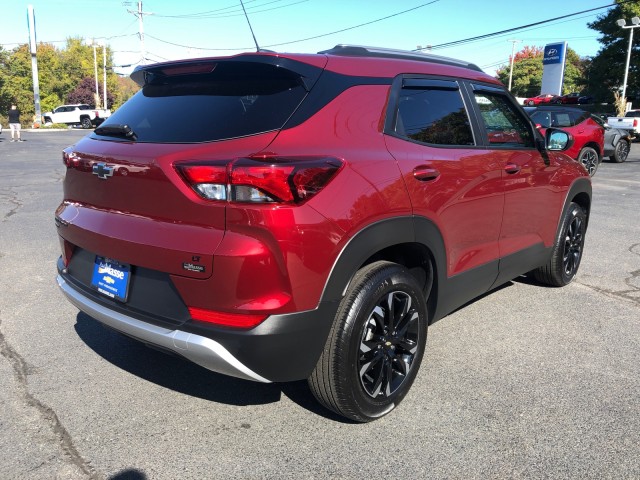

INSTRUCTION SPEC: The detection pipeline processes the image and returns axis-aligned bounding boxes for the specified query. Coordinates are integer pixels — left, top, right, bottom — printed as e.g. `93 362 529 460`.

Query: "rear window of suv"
93 61 312 143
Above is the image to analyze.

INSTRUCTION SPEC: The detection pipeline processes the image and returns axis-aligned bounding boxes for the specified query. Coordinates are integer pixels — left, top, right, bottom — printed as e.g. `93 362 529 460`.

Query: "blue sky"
0 0 617 76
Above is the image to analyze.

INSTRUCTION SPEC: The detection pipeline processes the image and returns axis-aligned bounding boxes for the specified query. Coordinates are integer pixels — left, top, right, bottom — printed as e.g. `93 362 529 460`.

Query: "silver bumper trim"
56 275 271 383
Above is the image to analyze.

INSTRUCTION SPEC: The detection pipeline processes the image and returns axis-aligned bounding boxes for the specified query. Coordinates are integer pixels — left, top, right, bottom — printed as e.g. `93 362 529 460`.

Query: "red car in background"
526 106 605 175
557 92 581 104
523 93 556 106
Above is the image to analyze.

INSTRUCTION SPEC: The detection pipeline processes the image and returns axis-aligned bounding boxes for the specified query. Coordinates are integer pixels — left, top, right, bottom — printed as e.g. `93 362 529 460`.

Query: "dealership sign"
541 42 568 95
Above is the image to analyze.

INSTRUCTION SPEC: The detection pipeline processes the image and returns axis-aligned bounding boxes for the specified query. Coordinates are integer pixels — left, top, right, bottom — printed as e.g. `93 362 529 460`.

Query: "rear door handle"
413 166 440 181
504 164 521 174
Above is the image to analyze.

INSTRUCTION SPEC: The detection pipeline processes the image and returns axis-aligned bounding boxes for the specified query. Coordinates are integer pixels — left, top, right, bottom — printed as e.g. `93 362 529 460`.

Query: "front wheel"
308 261 428 422
578 147 599 176
610 139 629 163
532 202 587 287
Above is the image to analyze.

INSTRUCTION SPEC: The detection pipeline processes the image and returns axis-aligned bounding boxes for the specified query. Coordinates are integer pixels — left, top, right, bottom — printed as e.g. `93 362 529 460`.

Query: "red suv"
56 45 591 422
526 106 604 176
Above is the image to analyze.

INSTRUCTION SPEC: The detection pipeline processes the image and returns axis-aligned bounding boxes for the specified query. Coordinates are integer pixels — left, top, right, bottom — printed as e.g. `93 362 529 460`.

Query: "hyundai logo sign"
543 43 564 65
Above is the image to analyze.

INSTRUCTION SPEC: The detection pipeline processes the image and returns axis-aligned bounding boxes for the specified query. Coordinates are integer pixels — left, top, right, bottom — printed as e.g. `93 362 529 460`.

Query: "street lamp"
507 39 521 92
616 16 640 102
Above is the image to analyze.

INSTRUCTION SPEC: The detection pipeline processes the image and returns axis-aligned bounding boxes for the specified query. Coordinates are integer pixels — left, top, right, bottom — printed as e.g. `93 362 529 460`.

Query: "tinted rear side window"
94 62 310 143
394 87 474 146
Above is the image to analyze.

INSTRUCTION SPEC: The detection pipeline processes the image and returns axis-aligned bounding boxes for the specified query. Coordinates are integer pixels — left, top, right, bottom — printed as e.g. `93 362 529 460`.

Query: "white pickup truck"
606 110 640 138
42 104 111 129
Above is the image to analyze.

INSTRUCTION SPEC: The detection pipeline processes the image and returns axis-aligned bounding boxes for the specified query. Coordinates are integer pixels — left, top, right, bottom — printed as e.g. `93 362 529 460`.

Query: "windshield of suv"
93 61 310 143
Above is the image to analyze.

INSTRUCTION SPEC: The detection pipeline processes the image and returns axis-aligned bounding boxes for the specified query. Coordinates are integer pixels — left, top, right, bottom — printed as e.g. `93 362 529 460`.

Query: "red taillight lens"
176 163 229 201
231 161 296 202
188 307 267 328
62 148 79 168
634 119 638 128
176 157 343 204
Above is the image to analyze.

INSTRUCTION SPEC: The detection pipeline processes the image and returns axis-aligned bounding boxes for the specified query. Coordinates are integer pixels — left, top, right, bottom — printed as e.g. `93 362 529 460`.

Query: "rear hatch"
57 54 327 281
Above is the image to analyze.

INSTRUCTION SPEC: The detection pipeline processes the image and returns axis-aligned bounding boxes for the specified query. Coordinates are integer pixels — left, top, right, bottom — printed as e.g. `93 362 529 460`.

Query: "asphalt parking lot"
0 129 638 479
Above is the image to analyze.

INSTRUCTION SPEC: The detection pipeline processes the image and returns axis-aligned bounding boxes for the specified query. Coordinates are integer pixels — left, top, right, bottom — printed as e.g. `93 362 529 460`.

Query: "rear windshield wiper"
94 124 137 140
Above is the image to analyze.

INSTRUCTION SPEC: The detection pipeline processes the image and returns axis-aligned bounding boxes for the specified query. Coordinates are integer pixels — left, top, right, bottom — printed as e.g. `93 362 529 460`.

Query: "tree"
0 37 138 124
586 1 640 104
496 46 544 97
67 76 115 106
496 45 587 98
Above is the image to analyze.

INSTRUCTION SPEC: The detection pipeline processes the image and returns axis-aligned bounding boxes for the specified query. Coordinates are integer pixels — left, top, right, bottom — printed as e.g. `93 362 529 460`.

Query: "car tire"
578 146 599 176
610 139 630 163
532 202 587 287
80 117 92 129
308 261 428 422
527 100 534 106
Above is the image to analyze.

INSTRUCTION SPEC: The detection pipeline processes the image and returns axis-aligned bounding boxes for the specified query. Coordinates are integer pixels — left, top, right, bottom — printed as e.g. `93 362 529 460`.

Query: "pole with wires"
127 1 152 64
507 39 521 92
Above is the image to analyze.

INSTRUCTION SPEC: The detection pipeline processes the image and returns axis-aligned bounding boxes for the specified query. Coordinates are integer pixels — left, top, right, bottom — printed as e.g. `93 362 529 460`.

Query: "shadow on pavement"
74 312 351 423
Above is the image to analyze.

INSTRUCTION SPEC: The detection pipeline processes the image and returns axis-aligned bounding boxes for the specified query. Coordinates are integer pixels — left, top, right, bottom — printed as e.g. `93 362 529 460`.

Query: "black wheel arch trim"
557 177 592 236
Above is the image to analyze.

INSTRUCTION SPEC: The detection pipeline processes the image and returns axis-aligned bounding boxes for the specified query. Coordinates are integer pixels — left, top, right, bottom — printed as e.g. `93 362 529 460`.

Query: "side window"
394 87 474 146
473 91 534 148
530 111 551 128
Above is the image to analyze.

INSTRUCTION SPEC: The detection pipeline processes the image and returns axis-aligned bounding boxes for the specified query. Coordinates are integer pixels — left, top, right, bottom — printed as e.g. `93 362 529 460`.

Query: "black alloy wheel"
532 202 587 286
562 211 585 278
308 261 428 422
611 139 630 163
578 147 599 176
358 291 420 398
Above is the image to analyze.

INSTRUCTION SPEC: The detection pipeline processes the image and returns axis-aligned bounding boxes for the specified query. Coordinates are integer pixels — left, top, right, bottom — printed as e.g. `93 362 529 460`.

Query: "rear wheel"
308 261 428 422
80 117 92 129
532 202 587 287
578 147 599 176
610 139 630 163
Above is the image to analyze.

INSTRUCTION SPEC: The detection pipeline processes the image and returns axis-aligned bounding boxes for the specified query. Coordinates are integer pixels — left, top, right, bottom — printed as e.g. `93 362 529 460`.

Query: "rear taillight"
634 119 638 128
62 148 79 168
176 156 343 204
188 307 267 328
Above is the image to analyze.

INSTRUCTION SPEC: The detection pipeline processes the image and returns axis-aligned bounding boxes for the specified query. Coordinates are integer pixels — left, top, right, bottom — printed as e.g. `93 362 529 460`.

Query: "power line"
420 2 618 51
145 1 442 52
152 0 307 19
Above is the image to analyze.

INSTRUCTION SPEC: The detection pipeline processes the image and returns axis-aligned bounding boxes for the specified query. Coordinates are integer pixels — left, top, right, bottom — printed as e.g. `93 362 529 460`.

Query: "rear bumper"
57 274 271 382
57 269 339 383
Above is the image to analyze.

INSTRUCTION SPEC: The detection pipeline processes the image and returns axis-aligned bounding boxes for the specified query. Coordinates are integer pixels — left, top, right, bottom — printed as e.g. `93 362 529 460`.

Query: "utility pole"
103 42 107 110
507 39 521 92
127 1 152 65
92 39 100 108
27 5 41 126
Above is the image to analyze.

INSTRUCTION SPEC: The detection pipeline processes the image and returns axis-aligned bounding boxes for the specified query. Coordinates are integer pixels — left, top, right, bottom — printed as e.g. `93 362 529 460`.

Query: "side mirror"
546 128 573 151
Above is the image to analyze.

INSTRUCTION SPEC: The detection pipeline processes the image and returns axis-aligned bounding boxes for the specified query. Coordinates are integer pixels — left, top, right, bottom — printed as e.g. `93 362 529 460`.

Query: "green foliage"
0 37 139 119
586 1 640 105
496 45 588 98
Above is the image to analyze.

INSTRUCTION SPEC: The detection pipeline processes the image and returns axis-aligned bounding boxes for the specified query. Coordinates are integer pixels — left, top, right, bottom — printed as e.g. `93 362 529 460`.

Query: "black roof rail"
318 44 483 73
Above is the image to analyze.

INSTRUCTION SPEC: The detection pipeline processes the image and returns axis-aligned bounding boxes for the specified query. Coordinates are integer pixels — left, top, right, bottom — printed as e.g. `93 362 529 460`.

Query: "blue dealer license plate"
90 256 131 302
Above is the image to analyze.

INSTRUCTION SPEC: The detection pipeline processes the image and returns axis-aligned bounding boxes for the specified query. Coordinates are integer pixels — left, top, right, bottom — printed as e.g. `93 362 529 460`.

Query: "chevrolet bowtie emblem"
92 163 115 179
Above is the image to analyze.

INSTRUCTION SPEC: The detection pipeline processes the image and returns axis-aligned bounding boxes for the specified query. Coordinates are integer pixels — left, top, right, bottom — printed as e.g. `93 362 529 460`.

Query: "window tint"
394 87 474 146
530 110 588 128
474 92 534 147
94 61 310 143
